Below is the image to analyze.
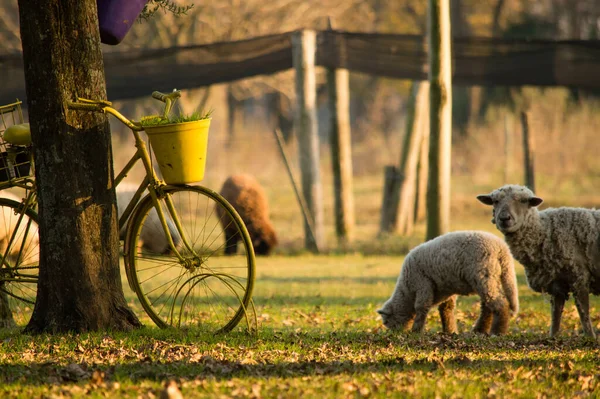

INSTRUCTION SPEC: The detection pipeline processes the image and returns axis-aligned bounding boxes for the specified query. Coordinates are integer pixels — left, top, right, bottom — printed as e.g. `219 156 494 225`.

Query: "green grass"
140 109 213 127
2 255 600 398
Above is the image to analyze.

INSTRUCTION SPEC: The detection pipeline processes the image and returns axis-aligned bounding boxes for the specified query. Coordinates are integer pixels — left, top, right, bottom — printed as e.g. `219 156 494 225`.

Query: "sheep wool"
116 183 181 254
216 174 278 255
478 184 600 338
378 231 518 335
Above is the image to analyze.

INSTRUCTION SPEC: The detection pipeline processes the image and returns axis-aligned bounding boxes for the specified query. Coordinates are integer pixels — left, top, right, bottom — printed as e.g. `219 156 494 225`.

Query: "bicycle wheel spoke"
0 197 39 329
124 186 255 332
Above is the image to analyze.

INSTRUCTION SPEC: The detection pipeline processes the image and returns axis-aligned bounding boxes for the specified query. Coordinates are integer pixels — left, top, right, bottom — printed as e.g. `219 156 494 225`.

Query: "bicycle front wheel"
124 185 256 332
0 197 39 329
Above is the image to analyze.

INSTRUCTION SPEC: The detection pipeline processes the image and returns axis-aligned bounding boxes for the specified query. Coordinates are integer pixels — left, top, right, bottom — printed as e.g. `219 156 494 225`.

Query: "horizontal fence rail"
2 30 600 104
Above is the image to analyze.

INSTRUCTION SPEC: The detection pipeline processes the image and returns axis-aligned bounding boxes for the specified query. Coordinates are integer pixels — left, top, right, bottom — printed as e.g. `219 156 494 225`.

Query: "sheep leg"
549 294 566 337
411 283 434 333
489 299 510 335
438 296 457 334
473 301 493 334
573 287 596 338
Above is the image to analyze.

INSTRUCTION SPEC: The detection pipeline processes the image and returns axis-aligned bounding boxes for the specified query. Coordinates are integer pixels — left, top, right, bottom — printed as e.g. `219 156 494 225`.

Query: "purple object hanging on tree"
97 0 148 45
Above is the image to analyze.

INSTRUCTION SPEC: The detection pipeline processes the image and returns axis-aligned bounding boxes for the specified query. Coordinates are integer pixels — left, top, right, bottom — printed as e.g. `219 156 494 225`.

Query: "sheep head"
377 296 415 331
477 185 543 234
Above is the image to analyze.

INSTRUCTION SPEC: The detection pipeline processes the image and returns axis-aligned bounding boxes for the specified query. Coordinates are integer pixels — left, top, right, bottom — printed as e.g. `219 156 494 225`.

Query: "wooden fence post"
426 0 453 241
415 100 430 223
397 81 429 235
273 128 320 253
226 84 236 147
292 30 325 252
379 166 401 233
521 111 535 192
379 81 428 235
504 113 511 183
326 24 355 244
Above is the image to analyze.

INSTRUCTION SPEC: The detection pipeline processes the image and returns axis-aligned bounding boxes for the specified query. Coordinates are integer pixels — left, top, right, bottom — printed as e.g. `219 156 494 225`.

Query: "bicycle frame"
0 148 37 280
66 98 198 264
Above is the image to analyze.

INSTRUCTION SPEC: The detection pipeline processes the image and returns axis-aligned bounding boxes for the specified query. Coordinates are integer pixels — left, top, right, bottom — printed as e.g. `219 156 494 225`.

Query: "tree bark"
426 0 452 241
18 0 141 333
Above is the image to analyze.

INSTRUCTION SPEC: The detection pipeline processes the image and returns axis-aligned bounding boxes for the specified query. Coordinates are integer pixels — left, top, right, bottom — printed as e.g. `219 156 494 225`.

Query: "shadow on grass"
1 329 598 386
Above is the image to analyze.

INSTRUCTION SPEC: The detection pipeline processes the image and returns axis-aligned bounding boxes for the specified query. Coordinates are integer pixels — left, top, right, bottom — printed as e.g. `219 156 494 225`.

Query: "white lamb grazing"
377 231 519 335
478 184 600 338
116 184 181 254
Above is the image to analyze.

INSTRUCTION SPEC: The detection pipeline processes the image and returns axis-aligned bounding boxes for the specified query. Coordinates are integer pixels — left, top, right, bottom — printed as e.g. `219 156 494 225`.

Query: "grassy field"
1 254 600 398
3 89 600 397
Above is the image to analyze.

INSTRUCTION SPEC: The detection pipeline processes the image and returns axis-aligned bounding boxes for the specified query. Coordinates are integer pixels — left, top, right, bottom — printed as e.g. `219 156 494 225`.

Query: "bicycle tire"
124 185 256 332
0 197 39 329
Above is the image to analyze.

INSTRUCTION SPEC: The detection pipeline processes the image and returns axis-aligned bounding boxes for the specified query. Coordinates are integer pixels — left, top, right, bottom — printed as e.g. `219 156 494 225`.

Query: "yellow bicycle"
0 92 256 332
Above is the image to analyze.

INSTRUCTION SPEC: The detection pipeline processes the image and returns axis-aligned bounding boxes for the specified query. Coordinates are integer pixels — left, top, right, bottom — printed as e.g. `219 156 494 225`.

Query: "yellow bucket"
144 119 211 185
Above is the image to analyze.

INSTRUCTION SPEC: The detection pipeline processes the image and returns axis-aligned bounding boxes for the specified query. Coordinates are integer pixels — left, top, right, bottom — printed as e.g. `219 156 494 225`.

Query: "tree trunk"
426 0 453 241
18 0 141 333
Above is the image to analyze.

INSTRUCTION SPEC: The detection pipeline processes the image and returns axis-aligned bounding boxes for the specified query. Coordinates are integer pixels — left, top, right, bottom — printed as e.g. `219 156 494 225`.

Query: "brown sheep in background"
216 174 278 255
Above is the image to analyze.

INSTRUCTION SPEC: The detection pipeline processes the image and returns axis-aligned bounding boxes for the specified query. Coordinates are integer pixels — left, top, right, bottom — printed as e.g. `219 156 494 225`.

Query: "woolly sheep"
116 184 181 254
216 174 278 255
377 231 519 335
478 184 600 338
0 191 38 265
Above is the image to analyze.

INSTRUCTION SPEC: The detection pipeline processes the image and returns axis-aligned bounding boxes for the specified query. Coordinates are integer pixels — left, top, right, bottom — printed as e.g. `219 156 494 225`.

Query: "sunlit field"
3 87 600 397
2 254 600 398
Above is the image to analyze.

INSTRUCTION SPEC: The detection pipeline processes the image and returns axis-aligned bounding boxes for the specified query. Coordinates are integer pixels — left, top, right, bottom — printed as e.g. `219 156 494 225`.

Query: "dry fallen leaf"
160 380 184 399
90 369 105 386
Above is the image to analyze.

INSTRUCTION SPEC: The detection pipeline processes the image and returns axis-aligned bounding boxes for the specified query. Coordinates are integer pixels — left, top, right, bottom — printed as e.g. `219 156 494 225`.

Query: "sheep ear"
529 197 543 207
477 194 494 205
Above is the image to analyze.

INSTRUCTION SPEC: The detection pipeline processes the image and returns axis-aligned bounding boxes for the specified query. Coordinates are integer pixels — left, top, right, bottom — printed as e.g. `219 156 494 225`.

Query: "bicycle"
0 92 257 333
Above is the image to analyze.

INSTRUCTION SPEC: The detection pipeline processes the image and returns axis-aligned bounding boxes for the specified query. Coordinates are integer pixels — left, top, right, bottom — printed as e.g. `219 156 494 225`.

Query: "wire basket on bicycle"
0 101 33 183
0 100 39 330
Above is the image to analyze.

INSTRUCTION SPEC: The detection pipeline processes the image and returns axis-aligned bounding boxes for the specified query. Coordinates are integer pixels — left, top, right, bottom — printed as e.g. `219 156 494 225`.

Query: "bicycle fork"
148 188 199 264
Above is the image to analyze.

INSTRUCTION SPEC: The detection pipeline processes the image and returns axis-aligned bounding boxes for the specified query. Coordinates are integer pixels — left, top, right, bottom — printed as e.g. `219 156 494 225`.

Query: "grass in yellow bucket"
140 109 213 127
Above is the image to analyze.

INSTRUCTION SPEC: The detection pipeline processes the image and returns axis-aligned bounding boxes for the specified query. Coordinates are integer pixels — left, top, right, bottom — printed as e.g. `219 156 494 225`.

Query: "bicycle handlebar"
67 89 182 131
152 90 181 103
152 90 181 119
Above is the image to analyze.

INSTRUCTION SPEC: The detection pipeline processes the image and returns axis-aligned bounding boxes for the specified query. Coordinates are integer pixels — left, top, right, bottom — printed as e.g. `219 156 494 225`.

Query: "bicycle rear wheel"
124 185 256 332
0 197 39 329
